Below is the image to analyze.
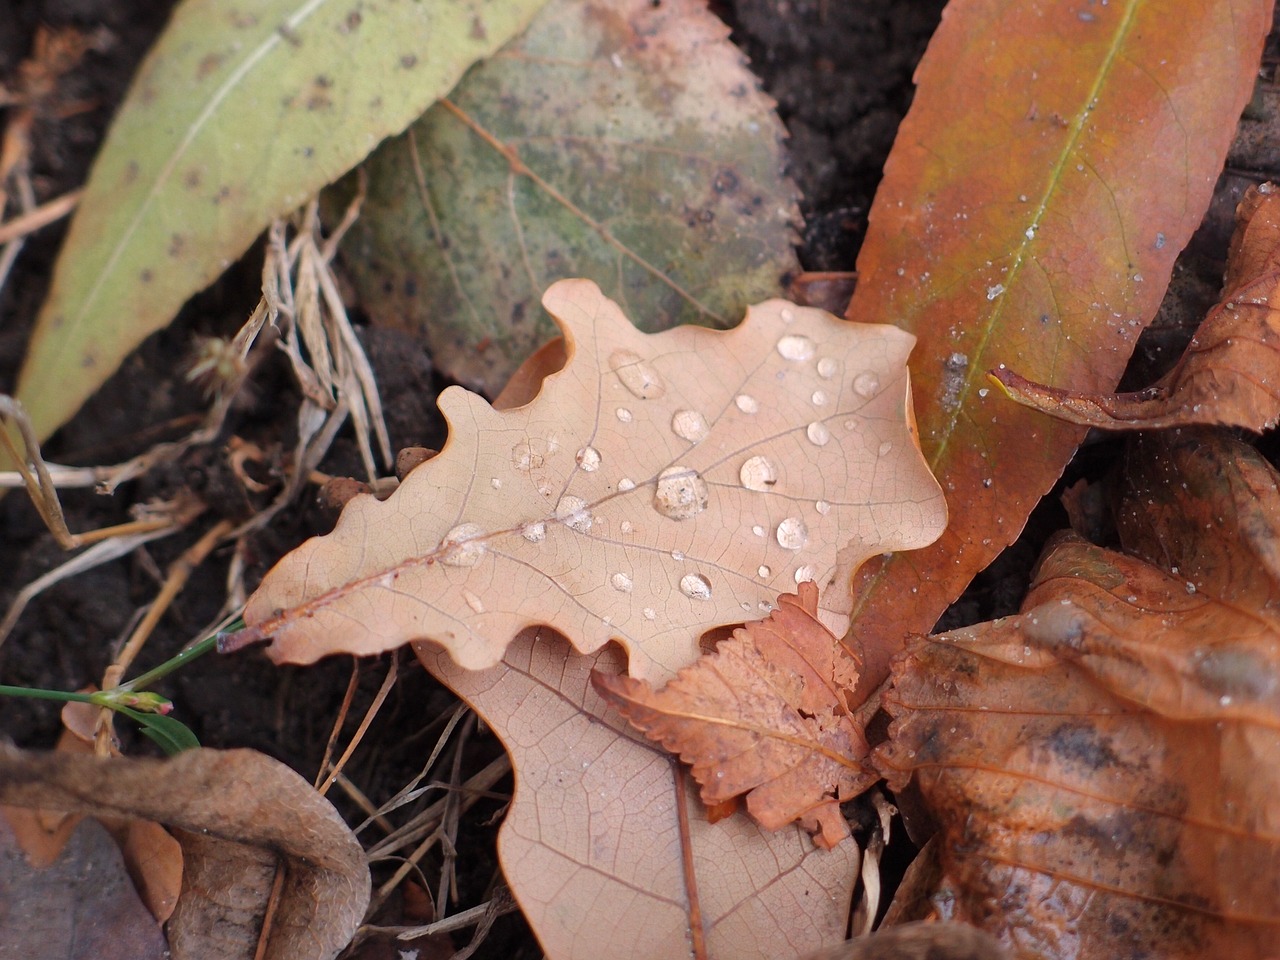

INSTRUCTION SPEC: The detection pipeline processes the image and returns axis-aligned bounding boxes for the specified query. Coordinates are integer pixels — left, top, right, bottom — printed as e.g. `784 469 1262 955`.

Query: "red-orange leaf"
593 582 875 849
991 183 1280 431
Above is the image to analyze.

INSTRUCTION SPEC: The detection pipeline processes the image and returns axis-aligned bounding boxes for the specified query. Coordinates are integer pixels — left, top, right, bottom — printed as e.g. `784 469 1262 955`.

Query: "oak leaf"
231 279 946 680
593 582 876 849
875 433 1280 959
991 183 1280 431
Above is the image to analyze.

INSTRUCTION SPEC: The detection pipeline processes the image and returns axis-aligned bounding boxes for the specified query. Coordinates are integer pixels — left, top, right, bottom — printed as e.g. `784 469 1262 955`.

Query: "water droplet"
811 390 828 406
555 495 593 533
815 500 831 515
776 517 808 550
739 455 778 491
757 564 771 578
758 600 774 614
671 409 709 442
752 524 766 537
653 466 709 520
611 572 633 593
776 334 815 361
794 564 816 584
616 407 633 423
490 477 502 489
780 307 795 323
463 589 485 613
619 520 633 534
807 422 831 446
609 350 666 398
877 440 893 455
671 550 685 561
853 372 880 397
817 357 838 379
617 477 636 491
679 573 712 600
735 394 760 414
576 446 601 472
643 607 657 621
521 521 546 542
440 523 487 567
511 440 546 471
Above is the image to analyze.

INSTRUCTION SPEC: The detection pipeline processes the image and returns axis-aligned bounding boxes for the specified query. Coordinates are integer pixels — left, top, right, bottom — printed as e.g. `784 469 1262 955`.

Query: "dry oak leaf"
991 182 1280 431
0 746 369 960
593 581 875 849
233 278 946 680
875 532 1280 959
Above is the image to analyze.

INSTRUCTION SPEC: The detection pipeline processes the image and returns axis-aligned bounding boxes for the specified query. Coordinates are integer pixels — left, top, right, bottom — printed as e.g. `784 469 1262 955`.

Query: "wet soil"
2 1 1277 957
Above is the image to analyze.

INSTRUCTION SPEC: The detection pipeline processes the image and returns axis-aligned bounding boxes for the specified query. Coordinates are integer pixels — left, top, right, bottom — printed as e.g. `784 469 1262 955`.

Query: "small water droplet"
982 477 993 488
671 550 685 561
776 517 808 550
679 573 713 600
757 564 771 578
807 422 831 446
654 466 709 520
576 446 601 472
490 477 502 489
511 440 545 471
739 455 778 491
616 407 633 423
817 357 838 379
752 524 766 537
794 564 816 584
643 607 656 621
758 600 774 613
780 307 796 323
735 393 760 414
611 572 633 593
776 334 815 361
853 372 880 397
521 521 546 542
619 520 633 534
617 477 636 491
811 389 828 406
877 440 893 455
609 350 666 398
671 409 709 442
815 500 831 515
463 589 485 613
440 523 487 567
555 495 593 533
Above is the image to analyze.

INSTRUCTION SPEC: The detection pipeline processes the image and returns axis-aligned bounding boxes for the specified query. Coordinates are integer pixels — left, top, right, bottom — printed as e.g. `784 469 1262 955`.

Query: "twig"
0 186 81 244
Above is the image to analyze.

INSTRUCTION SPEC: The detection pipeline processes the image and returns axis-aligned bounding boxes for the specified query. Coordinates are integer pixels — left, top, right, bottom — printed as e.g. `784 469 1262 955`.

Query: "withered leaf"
991 183 1280 431
0 746 369 960
232 279 946 680
593 582 876 848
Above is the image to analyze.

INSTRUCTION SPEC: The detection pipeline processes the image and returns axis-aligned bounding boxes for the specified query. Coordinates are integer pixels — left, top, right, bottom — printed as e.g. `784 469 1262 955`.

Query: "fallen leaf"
0 746 369 960
842 0 1273 695
796 922 1008 960
418 628 861 960
336 0 799 394
594 582 876 849
991 183 1280 430
11 0 551 451
0 813 168 960
876 526 1280 956
233 279 946 680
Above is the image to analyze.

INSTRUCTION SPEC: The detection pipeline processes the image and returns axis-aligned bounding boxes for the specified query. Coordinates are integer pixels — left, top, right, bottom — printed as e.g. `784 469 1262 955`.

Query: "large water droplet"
521 521 546 543
609 350 666 399
776 334 815 361
555 495 593 533
653 466 709 520
776 517 808 550
671 409 709 442
576 446 601 472
735 394 760 414
611 572 633 593
853 372 880 398
807 422 831 446
739 455 778 491
817 357 838 379
679 573 713 601
440 523 487 567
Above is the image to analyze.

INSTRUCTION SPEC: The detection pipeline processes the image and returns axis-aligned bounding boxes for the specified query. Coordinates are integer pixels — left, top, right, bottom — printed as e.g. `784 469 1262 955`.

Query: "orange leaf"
843 0 1273 695
991 184 1280 430
593 582 876 849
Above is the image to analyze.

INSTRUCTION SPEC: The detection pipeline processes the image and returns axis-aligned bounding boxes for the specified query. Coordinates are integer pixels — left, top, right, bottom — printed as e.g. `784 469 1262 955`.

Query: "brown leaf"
594 582 875 848
0 746 369 960
991 183 1280 431
875 527 1280 959
796 922 1008 960
233 279 945 680
418 629 861 960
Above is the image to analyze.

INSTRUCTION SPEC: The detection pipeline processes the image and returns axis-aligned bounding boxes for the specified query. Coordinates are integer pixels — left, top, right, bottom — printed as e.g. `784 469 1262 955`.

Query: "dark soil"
2 2 1277 958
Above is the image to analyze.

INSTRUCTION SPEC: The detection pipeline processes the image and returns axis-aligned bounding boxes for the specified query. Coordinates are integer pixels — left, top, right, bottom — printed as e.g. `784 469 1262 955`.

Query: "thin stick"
316 653 399 798
0 187 81 244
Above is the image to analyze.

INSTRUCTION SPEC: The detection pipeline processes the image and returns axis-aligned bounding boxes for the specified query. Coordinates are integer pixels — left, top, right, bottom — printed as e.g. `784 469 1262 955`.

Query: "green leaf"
113 705 201 755
334 0 800 394
14 0 551 448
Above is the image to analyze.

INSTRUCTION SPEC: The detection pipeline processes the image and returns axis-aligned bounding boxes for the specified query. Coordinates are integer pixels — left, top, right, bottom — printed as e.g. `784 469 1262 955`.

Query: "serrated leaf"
335 0 800 394
14 0 550 448
231 279 946 679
